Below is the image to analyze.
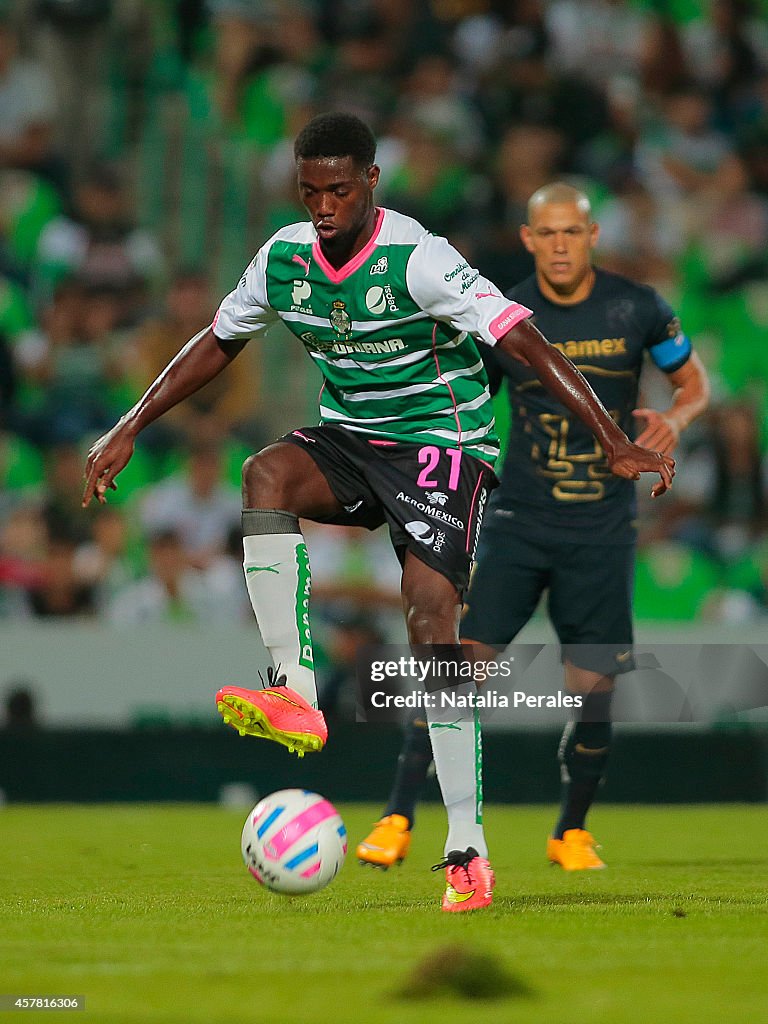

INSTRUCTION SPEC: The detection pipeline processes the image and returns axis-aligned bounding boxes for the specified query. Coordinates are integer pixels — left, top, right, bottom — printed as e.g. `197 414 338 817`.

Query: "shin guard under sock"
241 508 317 707
554 689 613 839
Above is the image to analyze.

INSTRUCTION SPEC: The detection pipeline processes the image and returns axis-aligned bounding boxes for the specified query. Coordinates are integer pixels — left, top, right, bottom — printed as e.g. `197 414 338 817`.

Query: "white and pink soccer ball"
241 789 347 894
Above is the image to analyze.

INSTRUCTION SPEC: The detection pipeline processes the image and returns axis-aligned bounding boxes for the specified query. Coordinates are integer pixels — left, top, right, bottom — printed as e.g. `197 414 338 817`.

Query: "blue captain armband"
648 331 692 373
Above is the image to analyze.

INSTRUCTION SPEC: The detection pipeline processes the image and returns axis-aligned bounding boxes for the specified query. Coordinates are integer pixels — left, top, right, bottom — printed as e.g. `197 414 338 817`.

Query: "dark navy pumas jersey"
486 268 692 544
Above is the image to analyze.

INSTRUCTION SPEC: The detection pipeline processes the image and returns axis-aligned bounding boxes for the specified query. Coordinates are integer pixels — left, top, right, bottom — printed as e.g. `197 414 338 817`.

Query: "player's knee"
404 591 459 644
564 660 615 696
242 451 288 506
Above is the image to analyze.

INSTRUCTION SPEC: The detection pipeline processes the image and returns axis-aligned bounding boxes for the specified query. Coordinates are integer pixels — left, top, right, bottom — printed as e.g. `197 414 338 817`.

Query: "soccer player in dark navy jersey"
358 182 709 871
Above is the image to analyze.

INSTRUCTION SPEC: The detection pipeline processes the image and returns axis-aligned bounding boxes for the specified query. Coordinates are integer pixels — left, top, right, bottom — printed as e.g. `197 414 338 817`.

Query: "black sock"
553 690 613 839
383 717 433 828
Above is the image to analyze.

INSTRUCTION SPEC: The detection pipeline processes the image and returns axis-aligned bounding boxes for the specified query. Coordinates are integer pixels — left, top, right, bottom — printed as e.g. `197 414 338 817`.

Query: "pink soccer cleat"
216 670 327 757
433 847 495 912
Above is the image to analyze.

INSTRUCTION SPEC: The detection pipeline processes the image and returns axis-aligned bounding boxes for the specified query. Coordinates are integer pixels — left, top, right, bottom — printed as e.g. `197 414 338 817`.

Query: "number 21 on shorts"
417 446 462 490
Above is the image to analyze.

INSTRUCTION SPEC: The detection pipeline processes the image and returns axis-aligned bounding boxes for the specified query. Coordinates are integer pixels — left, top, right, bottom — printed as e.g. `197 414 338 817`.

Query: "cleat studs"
238 728 246 736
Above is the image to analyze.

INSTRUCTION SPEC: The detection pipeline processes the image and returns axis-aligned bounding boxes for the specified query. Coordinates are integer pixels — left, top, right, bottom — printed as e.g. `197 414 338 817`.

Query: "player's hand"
606 437 675 498
632 408 681 455
82 421 136 507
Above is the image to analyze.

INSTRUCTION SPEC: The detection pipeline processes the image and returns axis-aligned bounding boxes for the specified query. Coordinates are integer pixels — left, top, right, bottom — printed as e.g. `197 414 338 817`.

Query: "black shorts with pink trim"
281 424 498 592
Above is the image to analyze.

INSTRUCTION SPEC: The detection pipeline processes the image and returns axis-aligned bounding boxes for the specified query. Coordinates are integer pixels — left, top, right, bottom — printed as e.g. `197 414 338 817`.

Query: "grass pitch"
1 804 765 1024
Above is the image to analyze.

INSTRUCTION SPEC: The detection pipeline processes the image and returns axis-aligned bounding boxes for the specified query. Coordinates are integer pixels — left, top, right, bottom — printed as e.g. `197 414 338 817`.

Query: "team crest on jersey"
330 300 351 336
370 256 388 274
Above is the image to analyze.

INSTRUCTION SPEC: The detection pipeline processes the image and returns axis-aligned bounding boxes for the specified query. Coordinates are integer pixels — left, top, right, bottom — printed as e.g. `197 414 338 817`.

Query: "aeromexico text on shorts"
396 491 465 530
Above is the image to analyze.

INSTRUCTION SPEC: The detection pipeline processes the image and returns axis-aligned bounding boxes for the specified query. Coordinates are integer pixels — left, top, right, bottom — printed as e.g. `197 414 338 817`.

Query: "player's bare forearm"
121 328 246 436
496 318 625 456
496 318 674 495
634 353 710 454
82 328 246 506
666 353 710 432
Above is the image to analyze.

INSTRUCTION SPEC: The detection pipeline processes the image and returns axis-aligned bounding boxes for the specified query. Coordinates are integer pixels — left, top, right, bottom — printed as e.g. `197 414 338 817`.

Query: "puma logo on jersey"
292 254 311 275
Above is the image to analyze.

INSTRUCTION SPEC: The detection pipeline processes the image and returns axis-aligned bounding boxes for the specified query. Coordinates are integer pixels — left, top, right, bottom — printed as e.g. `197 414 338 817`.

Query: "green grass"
1 804 766 1023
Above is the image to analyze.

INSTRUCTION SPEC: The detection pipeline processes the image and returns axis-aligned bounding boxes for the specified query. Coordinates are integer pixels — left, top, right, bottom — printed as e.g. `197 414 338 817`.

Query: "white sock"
427 681 487 857
242 532 317 707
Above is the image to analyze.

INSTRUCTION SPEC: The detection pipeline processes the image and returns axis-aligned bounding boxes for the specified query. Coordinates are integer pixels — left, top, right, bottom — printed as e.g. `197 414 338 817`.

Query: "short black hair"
294 112 376 167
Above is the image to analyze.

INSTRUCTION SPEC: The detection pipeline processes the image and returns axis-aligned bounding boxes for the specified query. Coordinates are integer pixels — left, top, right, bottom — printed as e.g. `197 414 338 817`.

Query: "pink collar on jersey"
311 207 385 284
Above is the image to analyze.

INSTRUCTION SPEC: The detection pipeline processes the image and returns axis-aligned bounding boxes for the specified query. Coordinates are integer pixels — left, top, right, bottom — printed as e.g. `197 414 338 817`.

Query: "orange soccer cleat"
433 847 495 912
356 814 412 869
216 671 327 757
547 829 606 871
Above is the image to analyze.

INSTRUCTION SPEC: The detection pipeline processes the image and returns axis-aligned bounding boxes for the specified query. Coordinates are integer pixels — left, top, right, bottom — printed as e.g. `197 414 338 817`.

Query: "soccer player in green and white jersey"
82 113 673 912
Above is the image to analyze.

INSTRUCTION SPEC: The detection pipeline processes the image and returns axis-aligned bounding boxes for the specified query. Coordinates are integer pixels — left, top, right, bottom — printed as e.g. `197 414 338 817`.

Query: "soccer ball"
241 789 347 894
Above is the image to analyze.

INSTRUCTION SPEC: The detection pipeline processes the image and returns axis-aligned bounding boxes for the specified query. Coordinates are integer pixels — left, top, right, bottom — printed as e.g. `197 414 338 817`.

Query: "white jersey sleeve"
405 234 533 347
212 244 279 341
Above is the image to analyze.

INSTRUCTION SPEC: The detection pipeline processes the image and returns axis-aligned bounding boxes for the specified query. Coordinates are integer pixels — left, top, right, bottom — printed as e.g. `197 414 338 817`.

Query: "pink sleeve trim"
488 303 533 342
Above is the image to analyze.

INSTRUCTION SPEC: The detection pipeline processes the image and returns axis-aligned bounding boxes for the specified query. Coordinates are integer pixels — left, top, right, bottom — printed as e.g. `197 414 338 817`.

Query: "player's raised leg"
547 660 613 870
216 442 341 755
401 553 494 911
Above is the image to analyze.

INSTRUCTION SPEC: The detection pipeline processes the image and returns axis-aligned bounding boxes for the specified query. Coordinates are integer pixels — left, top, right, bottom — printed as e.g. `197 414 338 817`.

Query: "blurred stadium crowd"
0 0 767 646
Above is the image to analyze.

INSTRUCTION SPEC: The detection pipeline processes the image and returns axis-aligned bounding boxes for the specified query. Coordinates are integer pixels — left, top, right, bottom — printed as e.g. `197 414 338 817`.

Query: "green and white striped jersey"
213 207 532 463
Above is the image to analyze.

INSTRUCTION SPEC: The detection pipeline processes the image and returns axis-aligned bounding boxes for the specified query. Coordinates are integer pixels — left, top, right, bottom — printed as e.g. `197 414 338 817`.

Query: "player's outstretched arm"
496 317 675 497
633 352 710 455
82 327 246 506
